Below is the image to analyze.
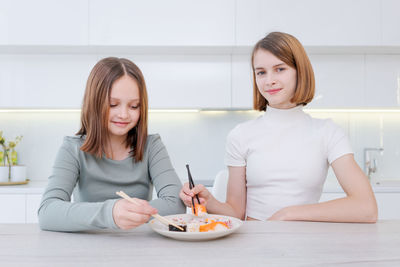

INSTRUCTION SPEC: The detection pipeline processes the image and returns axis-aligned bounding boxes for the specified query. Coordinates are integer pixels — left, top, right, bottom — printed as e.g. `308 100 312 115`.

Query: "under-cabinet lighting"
0 109 81 113
1 108 400 113
149 109 200 113
200 110 230 114
0 108 200 113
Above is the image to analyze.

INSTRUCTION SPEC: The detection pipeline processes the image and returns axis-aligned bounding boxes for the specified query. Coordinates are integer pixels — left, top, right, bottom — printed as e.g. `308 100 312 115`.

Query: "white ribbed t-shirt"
224 105 353 220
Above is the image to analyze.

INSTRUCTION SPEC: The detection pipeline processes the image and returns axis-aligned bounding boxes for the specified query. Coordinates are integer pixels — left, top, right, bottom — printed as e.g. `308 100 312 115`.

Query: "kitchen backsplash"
0 110 399 184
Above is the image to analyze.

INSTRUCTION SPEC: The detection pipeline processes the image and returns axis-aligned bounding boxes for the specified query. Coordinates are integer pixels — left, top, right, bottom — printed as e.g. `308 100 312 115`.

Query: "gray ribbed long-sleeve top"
38 134 185 232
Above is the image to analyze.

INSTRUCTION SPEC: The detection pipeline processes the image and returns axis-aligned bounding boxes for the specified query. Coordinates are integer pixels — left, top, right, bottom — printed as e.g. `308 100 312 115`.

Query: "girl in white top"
180 32 378 223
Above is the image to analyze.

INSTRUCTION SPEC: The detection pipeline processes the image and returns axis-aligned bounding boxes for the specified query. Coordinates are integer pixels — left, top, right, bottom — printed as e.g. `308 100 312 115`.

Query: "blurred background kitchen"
0 0 399 222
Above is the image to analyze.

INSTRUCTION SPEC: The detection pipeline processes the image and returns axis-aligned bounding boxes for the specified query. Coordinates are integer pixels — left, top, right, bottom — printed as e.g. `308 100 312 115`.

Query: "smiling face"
253 49 297 109
108 75 140 141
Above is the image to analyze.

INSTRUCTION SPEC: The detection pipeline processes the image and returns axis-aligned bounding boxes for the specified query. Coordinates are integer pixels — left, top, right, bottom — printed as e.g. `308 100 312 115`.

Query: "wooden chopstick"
115 191 184 231
186 164 201 204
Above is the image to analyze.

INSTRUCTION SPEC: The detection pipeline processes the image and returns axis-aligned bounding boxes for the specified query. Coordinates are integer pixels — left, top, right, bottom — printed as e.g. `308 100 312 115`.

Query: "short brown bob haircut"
77 57 148 162
252 32 315 111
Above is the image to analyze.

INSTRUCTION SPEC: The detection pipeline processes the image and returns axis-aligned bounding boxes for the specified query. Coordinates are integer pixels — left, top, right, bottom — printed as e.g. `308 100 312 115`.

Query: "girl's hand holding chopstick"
112 197 158 230
184 164 209 216
179 182 211 208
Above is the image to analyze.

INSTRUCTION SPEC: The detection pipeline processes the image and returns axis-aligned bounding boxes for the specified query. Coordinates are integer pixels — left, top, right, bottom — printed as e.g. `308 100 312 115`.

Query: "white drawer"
26 194 42 223
0 194 25 223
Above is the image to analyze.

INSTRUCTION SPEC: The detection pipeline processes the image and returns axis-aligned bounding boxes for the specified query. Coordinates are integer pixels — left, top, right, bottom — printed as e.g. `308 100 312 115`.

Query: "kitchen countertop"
323 179 400 193
1 179 400 194
0 180 47 194
0 221 399 266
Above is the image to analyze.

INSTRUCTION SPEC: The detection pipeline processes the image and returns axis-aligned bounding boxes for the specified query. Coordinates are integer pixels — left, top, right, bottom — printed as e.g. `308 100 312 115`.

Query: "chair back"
211 169 229 202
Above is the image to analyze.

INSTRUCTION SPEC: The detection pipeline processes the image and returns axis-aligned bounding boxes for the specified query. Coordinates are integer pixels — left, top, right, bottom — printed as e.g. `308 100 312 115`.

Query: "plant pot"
10 165 27 182
0 166 10 182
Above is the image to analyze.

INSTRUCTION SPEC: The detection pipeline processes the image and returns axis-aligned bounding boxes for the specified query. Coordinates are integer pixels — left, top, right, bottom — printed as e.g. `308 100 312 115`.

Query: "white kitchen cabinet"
0 181 45 224
382 0 400 46
0 193 42 223
365 55 400 107
374 193 400 220
26 194 42 223
0 53 231 109
0 194 25 223
89 0 235 46
122 54 232 109
0 55 98 108
0 0 88 45
308 55 365 108
320 192 400 220
235 0 380 46
232 54 253 109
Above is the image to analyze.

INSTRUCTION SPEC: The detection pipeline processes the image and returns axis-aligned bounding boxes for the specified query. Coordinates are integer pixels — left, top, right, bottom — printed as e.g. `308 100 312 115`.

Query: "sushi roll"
199 221 229 232
213 222 229 232
193 203 207 216
168 224 187 232
187 222 201 232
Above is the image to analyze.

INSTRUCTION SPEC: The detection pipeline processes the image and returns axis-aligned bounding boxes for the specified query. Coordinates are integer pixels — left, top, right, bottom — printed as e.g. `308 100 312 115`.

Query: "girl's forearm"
206 196 245 220
277 196 378 223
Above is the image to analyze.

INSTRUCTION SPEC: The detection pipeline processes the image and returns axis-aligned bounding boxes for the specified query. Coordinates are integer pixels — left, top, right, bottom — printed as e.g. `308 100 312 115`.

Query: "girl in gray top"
38 57 186 232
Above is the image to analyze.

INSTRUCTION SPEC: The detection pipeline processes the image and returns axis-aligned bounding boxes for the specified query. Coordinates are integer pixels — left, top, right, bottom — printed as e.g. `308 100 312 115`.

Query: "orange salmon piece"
199 221 228 232
193 203 207 216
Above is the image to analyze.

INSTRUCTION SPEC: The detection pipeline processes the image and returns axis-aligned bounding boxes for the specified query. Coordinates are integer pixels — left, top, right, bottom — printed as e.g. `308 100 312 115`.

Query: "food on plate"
167 202 230 233
192 203 207 216
168 224 187 232
150 213 243 241
168 216 232 233
199 221 229 232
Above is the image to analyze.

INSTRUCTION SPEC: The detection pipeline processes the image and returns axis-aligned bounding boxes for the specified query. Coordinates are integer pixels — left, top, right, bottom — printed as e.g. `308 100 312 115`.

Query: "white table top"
1 221 399 266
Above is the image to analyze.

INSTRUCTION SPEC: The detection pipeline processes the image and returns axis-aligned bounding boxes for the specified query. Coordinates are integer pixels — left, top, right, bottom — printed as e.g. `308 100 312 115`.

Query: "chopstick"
115 191 184 231
186 164 201 205
187 178 196 215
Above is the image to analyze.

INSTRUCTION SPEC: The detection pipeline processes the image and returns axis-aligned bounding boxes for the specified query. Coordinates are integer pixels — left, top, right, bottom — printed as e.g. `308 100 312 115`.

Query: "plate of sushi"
149 212 243 241
150 164 243 241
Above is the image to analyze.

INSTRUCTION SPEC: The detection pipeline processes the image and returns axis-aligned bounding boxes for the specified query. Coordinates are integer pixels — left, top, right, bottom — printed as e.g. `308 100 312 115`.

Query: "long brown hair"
77 57 148 162
252 32 315 111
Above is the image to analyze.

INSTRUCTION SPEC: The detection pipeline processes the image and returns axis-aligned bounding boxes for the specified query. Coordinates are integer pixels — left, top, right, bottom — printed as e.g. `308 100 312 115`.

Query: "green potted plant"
0 131 9 182
0 131 23 183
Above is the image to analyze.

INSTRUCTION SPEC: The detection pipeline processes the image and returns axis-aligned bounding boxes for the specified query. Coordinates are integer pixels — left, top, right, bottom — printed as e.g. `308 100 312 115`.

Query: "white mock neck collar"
263 105 306 123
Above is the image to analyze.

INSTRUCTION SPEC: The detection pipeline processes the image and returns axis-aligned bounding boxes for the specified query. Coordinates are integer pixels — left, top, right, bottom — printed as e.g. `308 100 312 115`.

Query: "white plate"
149 213 243 241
